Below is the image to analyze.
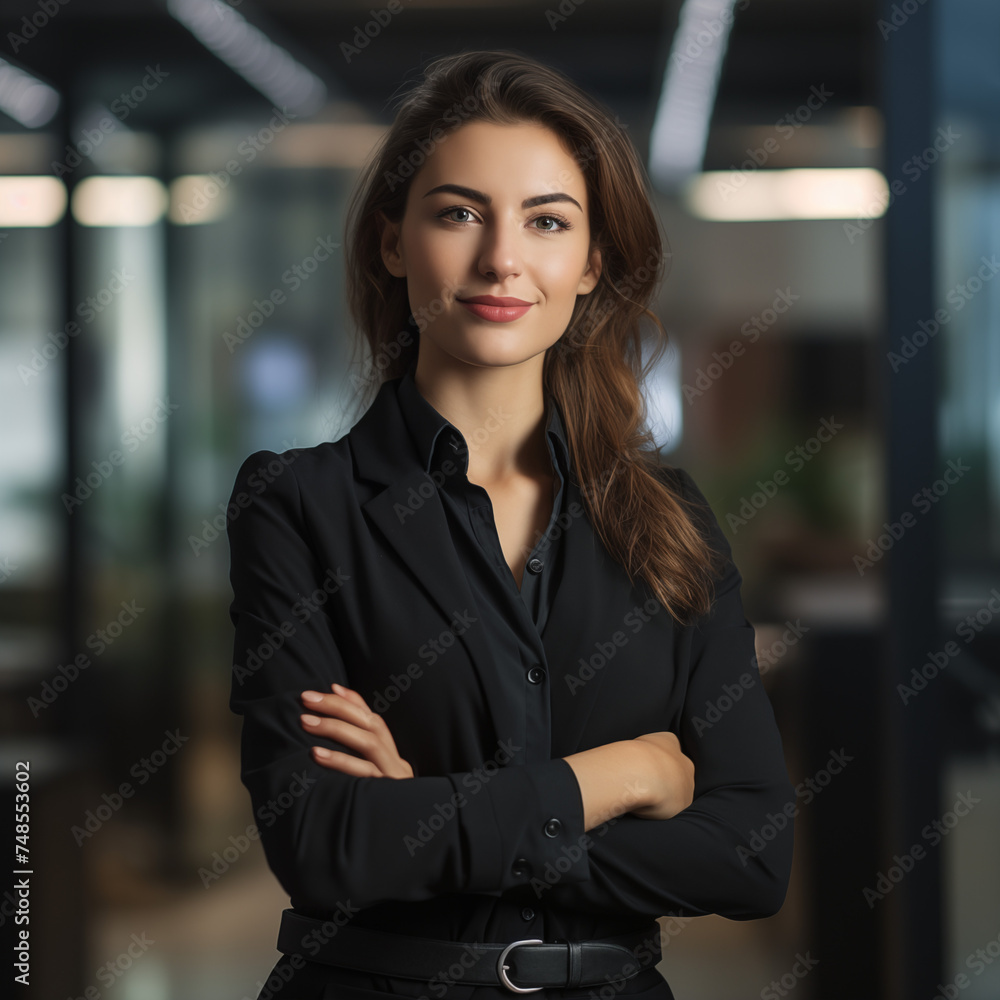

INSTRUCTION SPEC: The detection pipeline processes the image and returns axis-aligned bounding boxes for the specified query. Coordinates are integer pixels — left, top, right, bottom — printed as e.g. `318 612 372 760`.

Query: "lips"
456 295 534 323
460 295 532 306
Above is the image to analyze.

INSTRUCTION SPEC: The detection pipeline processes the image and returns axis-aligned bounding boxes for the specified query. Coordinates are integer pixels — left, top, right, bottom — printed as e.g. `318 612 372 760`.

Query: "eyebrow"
421 183 583 213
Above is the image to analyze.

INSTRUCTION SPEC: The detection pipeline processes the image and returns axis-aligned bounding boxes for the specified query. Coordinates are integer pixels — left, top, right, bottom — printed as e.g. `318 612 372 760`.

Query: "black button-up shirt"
227 365 796 1000
396 361 569 772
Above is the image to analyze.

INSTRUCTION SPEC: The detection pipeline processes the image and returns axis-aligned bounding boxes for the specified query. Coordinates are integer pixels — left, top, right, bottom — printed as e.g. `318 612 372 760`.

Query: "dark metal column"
879 1 943 996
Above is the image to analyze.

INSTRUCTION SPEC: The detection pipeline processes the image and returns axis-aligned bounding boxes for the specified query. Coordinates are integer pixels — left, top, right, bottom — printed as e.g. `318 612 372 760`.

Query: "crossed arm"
295 682 696 829
228 451 794 919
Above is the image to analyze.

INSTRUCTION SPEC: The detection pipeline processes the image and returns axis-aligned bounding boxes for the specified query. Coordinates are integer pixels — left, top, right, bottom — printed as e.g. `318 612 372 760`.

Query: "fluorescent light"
649 0 739 190
0 57 60 128
168 174 232 224
0 176 66 226
683 168 890 221
167 0 326 117
71 177 168 227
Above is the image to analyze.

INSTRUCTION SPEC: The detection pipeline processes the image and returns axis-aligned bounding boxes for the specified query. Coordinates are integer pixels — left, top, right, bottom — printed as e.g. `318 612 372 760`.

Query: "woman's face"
378 120 602 370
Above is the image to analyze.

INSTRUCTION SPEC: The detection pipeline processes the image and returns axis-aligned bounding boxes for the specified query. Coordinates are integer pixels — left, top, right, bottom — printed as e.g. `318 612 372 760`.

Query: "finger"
310 746 382 778
330 684 383 730
300 713 378 756
301 690 378 731
299 713 401 775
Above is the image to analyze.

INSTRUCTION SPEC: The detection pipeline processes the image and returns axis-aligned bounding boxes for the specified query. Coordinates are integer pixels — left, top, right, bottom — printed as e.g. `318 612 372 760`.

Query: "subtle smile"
456 295 534 323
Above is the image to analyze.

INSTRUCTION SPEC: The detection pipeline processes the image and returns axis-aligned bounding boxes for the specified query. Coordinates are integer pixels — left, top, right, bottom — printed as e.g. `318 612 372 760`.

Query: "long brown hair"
342 49 725 625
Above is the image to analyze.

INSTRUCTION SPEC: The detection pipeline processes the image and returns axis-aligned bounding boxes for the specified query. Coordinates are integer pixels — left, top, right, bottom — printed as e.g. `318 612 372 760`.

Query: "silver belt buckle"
497 938 545 993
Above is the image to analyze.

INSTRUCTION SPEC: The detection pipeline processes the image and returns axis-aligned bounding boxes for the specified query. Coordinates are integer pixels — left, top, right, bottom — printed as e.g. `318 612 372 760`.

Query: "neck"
412 348 553 483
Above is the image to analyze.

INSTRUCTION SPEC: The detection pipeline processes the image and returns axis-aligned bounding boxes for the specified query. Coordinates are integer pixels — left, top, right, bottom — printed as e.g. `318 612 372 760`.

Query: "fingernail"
301 691 323 702
313 747 332 758
301 714 321 725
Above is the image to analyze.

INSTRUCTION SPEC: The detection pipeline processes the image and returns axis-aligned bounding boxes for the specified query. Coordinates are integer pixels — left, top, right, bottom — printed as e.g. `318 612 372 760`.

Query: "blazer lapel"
347 377 514 752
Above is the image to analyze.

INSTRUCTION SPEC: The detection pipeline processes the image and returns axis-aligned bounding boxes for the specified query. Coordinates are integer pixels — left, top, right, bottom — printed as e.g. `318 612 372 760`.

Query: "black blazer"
226 373 795 969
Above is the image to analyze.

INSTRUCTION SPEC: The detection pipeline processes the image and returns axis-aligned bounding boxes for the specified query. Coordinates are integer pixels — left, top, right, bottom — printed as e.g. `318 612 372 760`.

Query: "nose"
477 216 523 284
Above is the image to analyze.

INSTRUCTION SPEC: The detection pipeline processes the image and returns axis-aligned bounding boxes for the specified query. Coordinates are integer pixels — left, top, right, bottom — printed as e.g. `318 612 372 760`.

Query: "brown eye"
532 214 573 232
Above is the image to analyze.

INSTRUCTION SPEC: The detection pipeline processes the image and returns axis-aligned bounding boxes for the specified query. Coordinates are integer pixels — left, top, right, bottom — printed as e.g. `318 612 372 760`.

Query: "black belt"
277 908 663 992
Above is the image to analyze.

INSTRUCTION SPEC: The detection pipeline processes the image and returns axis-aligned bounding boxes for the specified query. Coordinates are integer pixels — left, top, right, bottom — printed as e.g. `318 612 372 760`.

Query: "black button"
520 907 535 921
527 666 546 684
543 818 562 838
527 557 544 573
511 858 532 878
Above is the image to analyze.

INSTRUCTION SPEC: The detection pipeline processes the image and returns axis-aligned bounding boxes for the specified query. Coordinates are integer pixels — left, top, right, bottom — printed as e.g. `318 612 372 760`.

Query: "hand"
628 731 695 820
299 683 415 779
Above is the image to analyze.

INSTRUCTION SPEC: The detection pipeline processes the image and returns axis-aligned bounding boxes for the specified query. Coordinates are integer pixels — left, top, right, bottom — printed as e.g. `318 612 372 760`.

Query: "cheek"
538 243 591 290
412 234 464 287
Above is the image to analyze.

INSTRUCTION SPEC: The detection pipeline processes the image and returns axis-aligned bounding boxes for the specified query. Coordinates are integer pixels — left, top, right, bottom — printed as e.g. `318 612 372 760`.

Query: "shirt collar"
396 359 571 482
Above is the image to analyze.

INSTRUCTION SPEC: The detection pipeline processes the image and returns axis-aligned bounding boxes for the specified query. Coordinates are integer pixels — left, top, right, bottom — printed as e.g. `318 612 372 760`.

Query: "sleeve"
226 450 592 914
543 466 796 921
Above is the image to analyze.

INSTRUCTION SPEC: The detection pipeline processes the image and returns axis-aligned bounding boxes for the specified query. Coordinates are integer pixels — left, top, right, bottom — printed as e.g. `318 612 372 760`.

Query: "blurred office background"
1 0 998 998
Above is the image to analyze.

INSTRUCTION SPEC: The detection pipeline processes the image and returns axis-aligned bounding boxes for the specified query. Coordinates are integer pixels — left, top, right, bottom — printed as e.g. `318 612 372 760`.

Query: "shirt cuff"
447 757 592 896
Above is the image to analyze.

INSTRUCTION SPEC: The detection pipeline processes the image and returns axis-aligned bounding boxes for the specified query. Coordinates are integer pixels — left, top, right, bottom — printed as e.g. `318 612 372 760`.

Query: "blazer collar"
349 360 572 488
396 358 571 484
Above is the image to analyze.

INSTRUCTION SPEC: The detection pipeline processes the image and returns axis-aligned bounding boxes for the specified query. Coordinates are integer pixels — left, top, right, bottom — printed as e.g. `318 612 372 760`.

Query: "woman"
227 49 795 1000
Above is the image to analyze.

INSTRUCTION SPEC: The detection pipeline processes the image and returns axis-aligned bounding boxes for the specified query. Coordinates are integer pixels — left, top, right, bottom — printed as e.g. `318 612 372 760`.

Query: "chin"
454 346 550 370
438 333 551 370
